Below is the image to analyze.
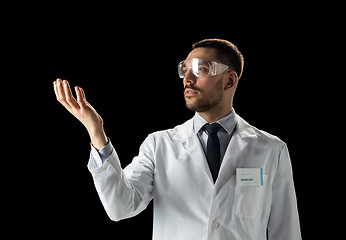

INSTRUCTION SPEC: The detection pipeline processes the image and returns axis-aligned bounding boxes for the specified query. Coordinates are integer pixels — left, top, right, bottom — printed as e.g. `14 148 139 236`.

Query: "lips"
184 88 199 97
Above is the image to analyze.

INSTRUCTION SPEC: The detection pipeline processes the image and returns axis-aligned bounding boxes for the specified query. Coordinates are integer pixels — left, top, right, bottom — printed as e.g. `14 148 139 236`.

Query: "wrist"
88 127 108 151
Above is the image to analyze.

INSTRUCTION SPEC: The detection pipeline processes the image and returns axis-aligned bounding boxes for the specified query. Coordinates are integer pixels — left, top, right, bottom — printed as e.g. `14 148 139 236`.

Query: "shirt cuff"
88 138 114 171
97 138 113 163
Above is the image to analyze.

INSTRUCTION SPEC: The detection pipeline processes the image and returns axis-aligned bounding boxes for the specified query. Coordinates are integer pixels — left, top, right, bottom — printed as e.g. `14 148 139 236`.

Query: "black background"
5 3 339 239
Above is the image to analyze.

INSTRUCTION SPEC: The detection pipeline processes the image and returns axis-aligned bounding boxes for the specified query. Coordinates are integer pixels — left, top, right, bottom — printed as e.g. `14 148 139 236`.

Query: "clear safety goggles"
178 58 229 79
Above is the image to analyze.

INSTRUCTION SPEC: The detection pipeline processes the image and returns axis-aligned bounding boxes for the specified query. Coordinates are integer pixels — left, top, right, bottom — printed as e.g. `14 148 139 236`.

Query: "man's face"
183 47 227 112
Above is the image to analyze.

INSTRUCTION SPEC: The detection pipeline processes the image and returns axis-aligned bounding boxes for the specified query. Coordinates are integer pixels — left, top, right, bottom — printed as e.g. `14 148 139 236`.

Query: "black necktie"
204 123 222 183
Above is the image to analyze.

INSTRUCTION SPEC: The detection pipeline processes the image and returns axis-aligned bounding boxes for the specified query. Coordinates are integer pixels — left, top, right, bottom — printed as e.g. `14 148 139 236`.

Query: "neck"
198 105 233 123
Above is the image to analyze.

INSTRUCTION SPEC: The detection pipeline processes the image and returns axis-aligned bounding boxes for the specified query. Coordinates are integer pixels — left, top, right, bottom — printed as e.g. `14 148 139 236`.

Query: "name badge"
236 168 263 186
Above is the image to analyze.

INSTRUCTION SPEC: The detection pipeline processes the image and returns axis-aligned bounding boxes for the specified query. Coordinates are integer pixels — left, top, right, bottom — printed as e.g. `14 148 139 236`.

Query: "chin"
185 96 219 112
185 99 197 112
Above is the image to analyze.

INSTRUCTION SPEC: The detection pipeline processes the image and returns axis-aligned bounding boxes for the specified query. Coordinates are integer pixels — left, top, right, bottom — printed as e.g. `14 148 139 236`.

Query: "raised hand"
53 78 108 150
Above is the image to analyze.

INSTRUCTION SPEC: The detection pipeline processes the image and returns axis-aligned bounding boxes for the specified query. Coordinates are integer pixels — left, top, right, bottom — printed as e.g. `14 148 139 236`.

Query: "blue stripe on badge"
260 168 263 186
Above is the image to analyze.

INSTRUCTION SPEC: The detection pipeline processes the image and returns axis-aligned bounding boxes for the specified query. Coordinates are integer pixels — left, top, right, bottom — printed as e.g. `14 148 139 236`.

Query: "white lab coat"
89 114 301 240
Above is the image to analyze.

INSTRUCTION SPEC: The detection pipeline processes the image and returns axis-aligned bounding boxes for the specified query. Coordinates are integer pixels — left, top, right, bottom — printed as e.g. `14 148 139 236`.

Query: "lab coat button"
212 221 219 229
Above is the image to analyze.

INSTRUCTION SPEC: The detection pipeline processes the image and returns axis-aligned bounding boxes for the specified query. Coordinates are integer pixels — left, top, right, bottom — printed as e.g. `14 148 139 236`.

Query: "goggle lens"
178 58 211 78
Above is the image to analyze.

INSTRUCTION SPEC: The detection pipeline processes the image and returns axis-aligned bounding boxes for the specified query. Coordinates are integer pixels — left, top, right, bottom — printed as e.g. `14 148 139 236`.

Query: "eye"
197 65 210 76
198 67 208 72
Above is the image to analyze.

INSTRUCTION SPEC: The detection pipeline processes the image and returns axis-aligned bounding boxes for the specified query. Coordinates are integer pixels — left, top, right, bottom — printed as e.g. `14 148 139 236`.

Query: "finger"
63 80 79 109
75 86 86 107
56 79 73 111
53 80 59 100
80 87 86 100
57 78 67 102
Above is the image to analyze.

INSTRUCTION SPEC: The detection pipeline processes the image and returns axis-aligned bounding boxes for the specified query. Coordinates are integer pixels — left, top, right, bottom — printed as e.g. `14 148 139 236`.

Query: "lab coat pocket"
233 174 268 219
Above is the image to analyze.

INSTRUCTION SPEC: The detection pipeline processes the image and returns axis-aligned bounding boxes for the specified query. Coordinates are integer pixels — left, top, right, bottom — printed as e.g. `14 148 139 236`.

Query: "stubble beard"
184 90 223 112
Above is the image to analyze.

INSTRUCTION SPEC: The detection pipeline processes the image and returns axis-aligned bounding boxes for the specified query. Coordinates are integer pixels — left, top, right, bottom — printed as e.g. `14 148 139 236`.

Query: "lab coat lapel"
218 114 257 181
173 114 257 184
173 119 214 183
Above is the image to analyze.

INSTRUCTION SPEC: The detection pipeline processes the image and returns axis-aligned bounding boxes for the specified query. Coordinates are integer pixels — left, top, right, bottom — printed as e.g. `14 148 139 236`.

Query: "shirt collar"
193 109 237 135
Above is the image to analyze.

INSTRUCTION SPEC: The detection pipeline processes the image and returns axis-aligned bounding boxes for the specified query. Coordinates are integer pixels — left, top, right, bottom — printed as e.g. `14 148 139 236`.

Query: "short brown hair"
192 39 244 79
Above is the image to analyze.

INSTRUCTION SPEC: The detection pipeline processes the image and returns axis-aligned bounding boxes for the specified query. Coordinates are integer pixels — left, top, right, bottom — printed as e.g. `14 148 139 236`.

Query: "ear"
224 71 238 89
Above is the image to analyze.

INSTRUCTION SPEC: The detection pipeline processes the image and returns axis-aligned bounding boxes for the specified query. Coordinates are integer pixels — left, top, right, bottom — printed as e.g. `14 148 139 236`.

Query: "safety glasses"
178 58 229 79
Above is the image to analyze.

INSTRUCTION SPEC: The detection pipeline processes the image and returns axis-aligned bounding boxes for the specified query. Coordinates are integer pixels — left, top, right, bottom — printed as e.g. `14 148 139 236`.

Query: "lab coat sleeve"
268 142 302 240
88 134 155 221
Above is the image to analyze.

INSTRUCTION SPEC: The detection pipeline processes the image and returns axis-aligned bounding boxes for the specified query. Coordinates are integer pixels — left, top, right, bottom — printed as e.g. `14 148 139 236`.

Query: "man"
53 39 301 239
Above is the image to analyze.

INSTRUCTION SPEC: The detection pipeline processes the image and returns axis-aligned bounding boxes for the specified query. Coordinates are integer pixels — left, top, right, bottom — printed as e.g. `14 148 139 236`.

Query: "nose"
183 68 197 86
